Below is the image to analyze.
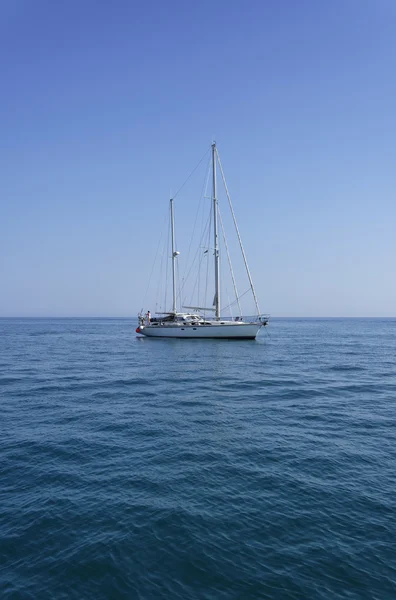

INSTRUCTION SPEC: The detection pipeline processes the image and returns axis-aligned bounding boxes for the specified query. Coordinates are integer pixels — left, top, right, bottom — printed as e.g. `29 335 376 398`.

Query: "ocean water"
1 318 396 600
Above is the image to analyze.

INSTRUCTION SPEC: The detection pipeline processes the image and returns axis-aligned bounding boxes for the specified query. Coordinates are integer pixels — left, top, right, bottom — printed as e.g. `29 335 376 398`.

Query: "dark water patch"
26 377 153 395
0 376 24 385
327 364 367 372
29 330 64 336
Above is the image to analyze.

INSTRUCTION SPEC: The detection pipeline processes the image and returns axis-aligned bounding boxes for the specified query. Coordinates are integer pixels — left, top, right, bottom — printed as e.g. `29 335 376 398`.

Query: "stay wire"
172 147 211 200
203 202 212 318
218 205 242 317
221 287 251 313
142 211 168 308
178 209 211 305
180 153 212 287
164 208 171 311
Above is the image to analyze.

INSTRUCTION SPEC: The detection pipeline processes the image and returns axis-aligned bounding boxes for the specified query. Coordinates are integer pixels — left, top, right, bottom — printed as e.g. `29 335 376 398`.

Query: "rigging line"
164 206 171 312
197 246 201 308
180 153 212 286
177 209 211 300
155 210 169 312
187 244 205 307
224 287 233 319
156 231 166 313
218 205 242 317
176 255 181 313
220 288 251 312
185 208 212 307
200 169 211 262
186 211 211 307
172 147 211 200
203 200 212 319
142 210 168 308
216 148 261 317
174 204 181 313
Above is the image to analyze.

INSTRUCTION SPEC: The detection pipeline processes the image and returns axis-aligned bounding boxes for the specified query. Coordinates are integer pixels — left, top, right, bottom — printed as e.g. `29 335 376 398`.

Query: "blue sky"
1 0 395 316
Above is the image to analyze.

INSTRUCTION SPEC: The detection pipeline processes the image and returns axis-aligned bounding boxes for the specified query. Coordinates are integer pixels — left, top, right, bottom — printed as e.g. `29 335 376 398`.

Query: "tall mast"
170 198 177 314
212 142 220 319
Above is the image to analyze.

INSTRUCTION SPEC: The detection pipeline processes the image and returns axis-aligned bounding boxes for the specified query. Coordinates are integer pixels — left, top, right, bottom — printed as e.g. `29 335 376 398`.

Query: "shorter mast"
170 198 177 314
212 142 220 319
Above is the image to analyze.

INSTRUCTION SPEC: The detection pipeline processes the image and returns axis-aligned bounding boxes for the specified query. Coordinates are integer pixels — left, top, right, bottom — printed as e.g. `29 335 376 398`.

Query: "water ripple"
1 318 396 599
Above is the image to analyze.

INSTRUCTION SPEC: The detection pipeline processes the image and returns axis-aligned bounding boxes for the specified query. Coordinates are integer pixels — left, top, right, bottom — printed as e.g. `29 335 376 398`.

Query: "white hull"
138 323 261 339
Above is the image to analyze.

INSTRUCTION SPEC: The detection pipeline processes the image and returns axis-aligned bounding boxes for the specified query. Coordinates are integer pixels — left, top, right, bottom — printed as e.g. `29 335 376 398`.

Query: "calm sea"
1 318 396 599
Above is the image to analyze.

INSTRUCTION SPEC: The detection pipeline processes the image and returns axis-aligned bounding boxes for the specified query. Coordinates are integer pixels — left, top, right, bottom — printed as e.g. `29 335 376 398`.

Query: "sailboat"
136 142 269 339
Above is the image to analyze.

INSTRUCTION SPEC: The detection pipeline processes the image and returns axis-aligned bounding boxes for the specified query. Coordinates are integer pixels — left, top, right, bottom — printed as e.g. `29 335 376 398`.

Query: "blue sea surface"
1 318 396 599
